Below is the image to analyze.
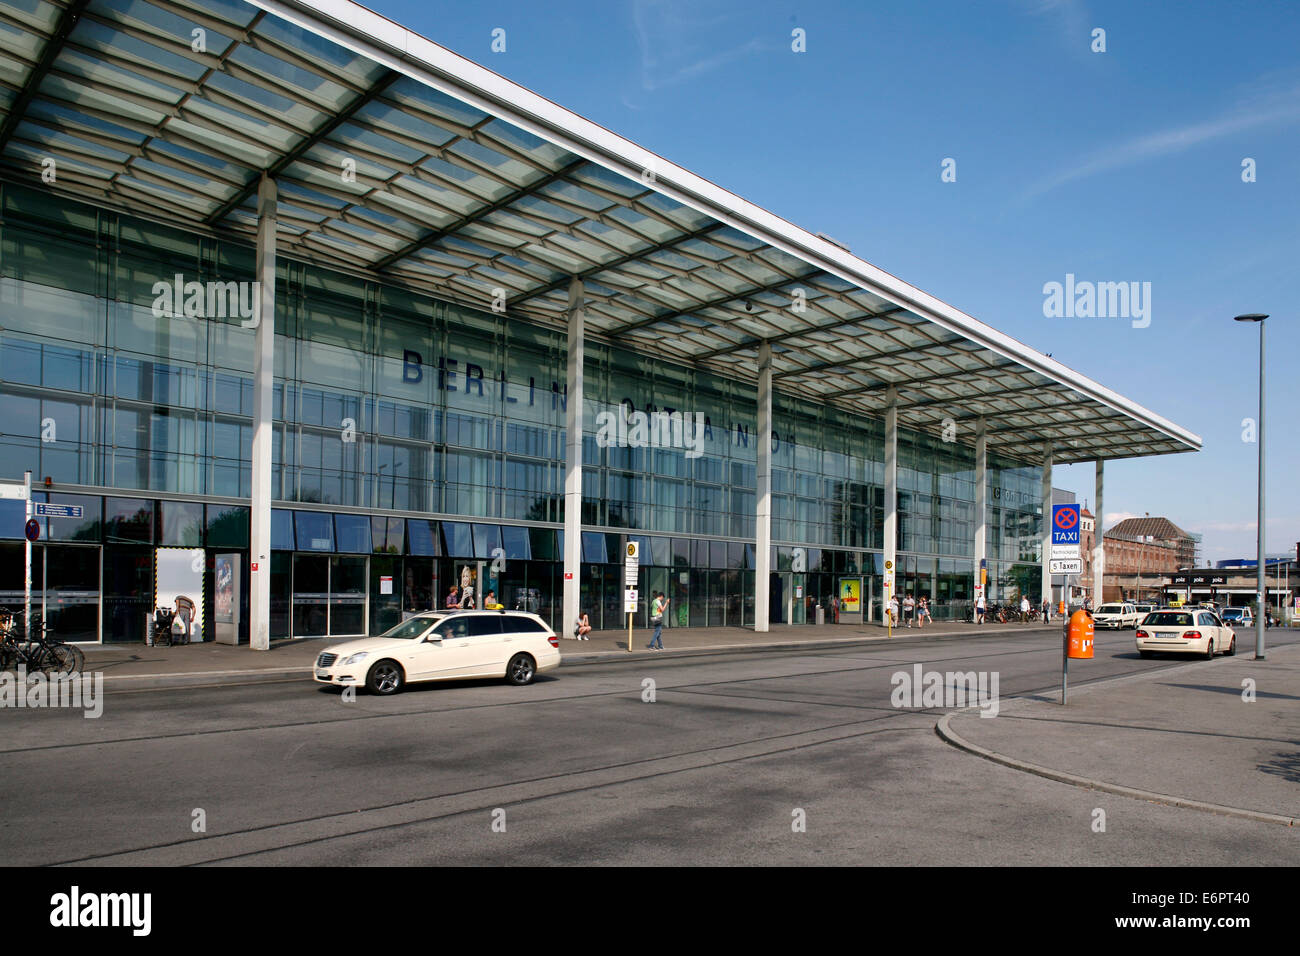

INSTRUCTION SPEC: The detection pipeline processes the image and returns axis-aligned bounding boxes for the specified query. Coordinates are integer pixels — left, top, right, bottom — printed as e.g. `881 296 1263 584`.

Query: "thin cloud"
1020 84 1300 201
630 0 772 94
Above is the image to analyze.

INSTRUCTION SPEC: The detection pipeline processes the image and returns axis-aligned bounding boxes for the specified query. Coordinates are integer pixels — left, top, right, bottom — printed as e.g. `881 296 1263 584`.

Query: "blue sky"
366 0 1299 564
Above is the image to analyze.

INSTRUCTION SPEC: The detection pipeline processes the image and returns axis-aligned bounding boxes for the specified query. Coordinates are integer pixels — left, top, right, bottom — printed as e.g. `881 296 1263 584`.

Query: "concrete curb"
83 623 1058 689
559 624 1059 665
934 653 1300 828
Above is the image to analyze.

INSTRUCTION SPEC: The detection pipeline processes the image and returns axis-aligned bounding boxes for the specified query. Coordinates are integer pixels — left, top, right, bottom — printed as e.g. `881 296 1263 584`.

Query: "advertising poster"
215 555 234 623
838 578 860 613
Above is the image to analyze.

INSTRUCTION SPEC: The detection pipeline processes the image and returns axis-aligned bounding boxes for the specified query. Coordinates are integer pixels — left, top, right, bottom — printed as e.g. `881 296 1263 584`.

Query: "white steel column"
883 387 898 624
1093 459 1104 609
754 342 773 633
1041 447 1053 608
974 418 987 602
561 277 584 638
250 175 276 651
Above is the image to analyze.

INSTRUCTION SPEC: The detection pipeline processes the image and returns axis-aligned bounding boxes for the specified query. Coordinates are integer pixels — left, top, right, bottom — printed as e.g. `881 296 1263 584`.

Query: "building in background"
1103 515 1196 602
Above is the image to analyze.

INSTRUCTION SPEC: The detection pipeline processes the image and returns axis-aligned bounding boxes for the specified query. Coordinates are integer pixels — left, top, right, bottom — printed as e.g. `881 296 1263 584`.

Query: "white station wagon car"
1136 609 1236 659
1093 603 1142 629
313 610 560 695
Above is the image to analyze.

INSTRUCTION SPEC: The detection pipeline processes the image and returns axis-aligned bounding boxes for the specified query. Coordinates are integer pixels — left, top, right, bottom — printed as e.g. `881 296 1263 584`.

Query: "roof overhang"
0 0 1202 464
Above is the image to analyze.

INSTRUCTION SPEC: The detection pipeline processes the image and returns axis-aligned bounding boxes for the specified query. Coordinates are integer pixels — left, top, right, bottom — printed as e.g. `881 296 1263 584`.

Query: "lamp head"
1234 313 1268 322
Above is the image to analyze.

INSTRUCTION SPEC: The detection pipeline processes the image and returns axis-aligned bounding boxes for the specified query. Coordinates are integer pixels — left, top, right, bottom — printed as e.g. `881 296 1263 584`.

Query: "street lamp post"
1234 313 1268 659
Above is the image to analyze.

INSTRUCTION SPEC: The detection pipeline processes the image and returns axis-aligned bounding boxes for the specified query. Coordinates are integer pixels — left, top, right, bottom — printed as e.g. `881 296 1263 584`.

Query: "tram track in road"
25 634 1253 866
0 630 1232 756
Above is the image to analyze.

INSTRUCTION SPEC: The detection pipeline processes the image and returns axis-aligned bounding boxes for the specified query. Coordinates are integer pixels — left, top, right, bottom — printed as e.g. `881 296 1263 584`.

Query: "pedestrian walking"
647 591 668 649
830 594 840 625
888 594 899 627
1020 595 1030 624
975 592 986 625
918 595 931 628
903 592 915 628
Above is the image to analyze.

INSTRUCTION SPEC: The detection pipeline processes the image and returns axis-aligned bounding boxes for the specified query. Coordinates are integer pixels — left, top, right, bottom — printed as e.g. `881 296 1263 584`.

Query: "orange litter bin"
1067 608 1094 659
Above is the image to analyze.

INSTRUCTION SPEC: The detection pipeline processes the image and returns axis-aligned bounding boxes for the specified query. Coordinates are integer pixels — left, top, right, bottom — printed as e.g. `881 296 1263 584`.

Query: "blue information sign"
34 503 83 518
1051 503 1081 545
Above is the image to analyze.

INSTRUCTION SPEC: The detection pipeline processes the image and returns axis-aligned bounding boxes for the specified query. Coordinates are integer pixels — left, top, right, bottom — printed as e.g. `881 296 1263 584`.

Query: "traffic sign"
1051 504 1081 545
624 587 638 613
1050 544 1081 560
24 518 39 542
0 482 27 501
34 503 83 519
1049 558 1082 574
624 540 639 585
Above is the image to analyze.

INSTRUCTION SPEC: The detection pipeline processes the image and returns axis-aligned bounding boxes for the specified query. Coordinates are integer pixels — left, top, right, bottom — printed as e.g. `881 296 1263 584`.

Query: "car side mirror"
425 633 442 643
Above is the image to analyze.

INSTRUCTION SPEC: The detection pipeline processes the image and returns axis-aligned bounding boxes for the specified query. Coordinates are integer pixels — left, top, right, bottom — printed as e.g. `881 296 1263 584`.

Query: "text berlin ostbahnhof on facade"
0 0 1200 647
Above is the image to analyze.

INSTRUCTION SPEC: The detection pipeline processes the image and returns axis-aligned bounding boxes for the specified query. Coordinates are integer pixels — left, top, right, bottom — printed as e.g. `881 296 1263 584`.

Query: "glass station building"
0 0 1200 645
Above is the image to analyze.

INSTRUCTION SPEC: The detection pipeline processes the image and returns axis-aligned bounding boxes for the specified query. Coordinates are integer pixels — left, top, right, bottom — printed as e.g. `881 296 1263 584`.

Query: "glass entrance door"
292 554 329 638
330 555 367 637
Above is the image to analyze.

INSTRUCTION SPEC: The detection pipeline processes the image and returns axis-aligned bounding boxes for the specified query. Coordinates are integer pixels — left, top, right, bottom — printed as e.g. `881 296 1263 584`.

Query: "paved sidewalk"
940 643 1300 825
75 617 1058 688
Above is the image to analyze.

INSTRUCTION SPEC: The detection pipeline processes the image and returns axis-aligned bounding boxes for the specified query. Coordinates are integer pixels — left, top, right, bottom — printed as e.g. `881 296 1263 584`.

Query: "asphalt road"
3 627 1296 866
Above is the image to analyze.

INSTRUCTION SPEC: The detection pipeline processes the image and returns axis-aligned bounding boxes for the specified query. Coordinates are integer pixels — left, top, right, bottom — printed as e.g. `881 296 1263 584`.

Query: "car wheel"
506 652 536 686
1225 635 1236 656
1139 650 1153 659
1203 638 1214 661
366 659 404 695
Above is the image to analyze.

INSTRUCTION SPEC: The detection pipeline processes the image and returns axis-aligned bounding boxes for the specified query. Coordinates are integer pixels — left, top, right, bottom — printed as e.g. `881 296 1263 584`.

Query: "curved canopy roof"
0 0 1202 464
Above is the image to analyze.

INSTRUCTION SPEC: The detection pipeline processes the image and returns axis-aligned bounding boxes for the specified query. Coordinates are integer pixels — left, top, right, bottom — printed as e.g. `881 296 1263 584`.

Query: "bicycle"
0 612 84 676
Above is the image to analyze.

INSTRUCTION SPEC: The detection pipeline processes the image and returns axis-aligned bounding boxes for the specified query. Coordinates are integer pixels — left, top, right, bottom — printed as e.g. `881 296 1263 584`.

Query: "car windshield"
379 616 441 640
1147 612 1194 627
1097 605 1124 614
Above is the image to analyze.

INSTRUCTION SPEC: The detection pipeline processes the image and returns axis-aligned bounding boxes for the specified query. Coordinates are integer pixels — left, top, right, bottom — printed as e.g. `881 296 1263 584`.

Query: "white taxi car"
1136 609 1236 659
313 610 560 695
1093 602 1142 629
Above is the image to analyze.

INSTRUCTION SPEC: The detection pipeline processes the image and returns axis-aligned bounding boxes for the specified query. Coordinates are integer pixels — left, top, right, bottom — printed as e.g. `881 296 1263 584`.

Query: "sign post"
22 471 32 638
624 541 639 652
883 560 894 637
1051 504 1082 702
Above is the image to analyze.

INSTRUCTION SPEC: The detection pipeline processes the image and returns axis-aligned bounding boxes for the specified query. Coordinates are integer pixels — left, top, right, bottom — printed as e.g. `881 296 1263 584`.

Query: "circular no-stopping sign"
24 518 40 542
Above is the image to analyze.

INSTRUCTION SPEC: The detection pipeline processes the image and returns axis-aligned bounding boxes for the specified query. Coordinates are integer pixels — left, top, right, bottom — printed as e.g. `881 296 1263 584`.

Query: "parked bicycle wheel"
42 642 84 676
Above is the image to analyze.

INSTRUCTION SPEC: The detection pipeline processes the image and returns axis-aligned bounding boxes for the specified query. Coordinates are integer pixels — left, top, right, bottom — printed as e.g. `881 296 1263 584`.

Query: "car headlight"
340 651 369 665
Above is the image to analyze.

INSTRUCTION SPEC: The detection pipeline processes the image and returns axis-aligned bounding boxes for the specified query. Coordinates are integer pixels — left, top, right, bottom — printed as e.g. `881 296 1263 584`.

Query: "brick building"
1102 516 1197 602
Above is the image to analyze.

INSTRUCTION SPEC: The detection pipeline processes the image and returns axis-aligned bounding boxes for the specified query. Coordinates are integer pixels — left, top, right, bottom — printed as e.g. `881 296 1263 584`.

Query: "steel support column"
974 417 987 603
1041 447 1054 608
1093 459 1104 609
754 341 773 633
250 174 276 650
883 387 898 625
562 277 584 640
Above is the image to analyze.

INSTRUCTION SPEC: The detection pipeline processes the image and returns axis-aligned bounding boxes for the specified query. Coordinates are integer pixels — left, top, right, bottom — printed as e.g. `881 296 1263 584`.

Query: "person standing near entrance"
648 591 667 650
903 592 915 628
917 595 931 628
1020 594 1030 624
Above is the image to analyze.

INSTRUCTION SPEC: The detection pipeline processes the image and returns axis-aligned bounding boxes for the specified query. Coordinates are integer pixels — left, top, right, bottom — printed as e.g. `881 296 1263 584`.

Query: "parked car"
1136 609 1235 659
313 610 561 695
1220 607 1252 627
1093 602 1142 629
1133 604 1156 617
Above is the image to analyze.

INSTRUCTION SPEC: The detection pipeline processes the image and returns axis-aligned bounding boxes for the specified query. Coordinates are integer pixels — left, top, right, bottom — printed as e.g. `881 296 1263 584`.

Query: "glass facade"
0 183 1044 641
